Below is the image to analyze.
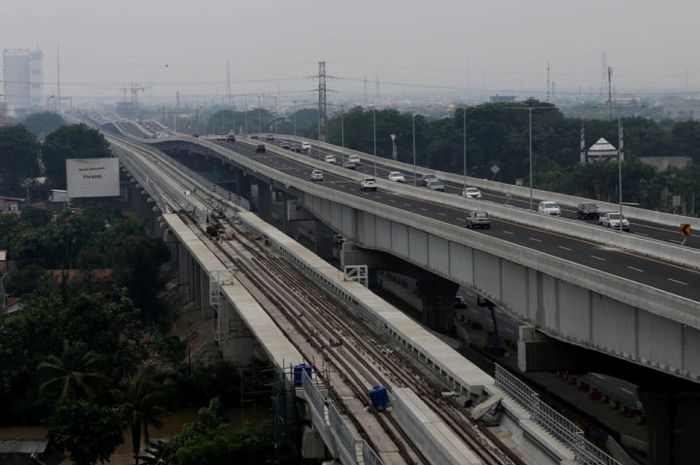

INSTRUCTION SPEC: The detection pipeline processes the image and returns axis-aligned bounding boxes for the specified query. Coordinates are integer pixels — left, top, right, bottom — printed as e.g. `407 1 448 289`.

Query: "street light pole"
373 108 377 176
340 105 345 165
463 107 467 192
617 110 624 232
412 112 417 186
528 108 533 211
257 94 262 134
244 94 248 134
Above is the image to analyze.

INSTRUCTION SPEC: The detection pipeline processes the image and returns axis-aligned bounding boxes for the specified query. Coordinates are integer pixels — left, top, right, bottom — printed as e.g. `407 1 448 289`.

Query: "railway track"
112 132 524 465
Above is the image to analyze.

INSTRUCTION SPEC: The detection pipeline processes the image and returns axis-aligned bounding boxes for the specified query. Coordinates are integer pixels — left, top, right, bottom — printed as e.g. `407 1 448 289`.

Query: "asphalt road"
203 138 700 303
271 138 699 250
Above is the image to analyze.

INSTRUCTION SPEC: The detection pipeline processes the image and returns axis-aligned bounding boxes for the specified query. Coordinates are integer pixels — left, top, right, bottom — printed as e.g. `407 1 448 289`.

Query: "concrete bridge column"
164 230 179 273
177 242 189 286
191 257 201 311
257 181 273 222
234 169 252 201
150 206 161 236
639 386 700 465
218 301 257 365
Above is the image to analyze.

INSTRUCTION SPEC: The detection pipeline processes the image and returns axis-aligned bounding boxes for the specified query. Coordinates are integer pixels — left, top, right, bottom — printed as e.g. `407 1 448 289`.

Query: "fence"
494 365 621 465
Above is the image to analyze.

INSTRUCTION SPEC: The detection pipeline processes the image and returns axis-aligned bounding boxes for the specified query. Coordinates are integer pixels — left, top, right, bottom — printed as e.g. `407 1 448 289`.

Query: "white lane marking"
591 255 606 261
635 232 649 237
457 218 466 222
667 278 688 286
627 266 644 273
558 245 573 251
375 195 382 199
529 237 543 243
502 230 515 235
592 373 606 380
437 212 446 216
403 203 411 207
619 387 634 395
669 239 682 244
419 207 428 211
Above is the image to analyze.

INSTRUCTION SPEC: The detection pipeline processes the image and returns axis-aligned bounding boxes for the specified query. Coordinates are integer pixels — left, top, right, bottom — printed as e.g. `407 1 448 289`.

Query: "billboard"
66 158 120 199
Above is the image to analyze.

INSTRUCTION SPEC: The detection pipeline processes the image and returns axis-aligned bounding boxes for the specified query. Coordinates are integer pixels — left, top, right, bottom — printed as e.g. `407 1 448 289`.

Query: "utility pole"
318 61 327 141
56 44 61 112
363 76 368 104
546 63 550 102
258 94 262 133
226 58 231 104
244 94 248 134
607 66 613 120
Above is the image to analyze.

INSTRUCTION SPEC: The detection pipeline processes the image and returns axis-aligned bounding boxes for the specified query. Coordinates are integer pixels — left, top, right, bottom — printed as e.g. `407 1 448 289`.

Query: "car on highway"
226 134 236 143
538 201 561 216
576 202 600 220
599 211 630 231
425 179 445 191
388 171 406 182
280 142 291 150
291 144 302 153
310 169 324 181
324 154 337 164
344 160 357 170
419 174 438 186
301 142 311 151
360 177 378 191
250 135 259 139
255 144 266 153
466 210 491 229
462 187 482 199
348 155 361 165
454 296 468 309
265 135 275 141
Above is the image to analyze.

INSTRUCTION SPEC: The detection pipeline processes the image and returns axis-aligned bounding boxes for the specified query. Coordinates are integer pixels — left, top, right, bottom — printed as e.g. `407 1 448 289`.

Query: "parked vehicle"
255 144 266 153
280 142 291 149
388 171 406 182
301 142 311 151
324 154 337 164
599 211 630 230
344 160 357 170
463 187 482 199
226 134 236 143
538 201 561 216
419 174 438 186
310 169 324 181
360 177 378 191
291 144 302 153
348 155 361 165
466 210 491 229
425 179 445 191
576 202 599 220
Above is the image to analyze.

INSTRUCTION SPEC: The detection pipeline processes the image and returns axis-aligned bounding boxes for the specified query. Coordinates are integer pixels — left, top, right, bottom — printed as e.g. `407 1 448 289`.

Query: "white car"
538 201 561 216
310 169 324 181
348 155 361 165
388 171 406 182
301 142 311 151
463 187 482 199
599 212 630 231
360 177 378 191
324 154 336 164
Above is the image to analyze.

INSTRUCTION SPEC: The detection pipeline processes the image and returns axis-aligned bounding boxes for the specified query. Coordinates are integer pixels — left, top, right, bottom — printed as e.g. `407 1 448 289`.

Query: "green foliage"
38 340 109 402
165 398 276 465
4 264 54 296
21 112 66 139
42 123 112 188
0 124 40 189
20 206 51 227
48 400 124 465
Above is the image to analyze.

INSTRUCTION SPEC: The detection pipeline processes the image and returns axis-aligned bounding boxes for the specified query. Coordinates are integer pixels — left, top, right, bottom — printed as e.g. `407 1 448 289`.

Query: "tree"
0 124 40 190
42 123 112 188
38 340 108 402
48 400 124 465
21 112 65 139
4 264 53 296
20 205 52 227
112 366 165 464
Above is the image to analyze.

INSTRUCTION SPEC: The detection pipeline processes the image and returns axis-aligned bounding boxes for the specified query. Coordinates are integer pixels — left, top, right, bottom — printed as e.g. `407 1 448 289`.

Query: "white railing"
494 365 621 465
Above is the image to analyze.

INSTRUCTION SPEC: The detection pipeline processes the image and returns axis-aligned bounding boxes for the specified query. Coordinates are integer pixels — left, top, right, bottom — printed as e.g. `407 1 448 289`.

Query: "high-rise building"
3 48 43 112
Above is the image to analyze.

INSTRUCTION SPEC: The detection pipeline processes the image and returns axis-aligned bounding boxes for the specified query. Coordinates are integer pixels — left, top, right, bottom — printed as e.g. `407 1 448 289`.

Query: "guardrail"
281 135 699 230
494 365 621 465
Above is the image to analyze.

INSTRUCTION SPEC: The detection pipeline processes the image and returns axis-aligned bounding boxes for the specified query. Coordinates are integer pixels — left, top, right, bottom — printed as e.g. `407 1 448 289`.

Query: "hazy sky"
2 0 699 104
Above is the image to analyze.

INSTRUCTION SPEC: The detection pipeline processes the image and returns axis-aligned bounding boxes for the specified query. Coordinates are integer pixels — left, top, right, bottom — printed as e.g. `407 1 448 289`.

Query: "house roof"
587 137 617 156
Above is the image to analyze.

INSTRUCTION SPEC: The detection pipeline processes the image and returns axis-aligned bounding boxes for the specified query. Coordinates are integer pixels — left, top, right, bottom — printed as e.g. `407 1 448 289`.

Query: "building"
639 156 692 172
2 48 43 113
490 95 517 104
582 137 621 163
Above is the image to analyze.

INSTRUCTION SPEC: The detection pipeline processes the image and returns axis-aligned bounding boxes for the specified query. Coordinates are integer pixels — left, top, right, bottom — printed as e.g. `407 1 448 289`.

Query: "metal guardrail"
328 403 357 464
363 442 383 465
494 365 622 465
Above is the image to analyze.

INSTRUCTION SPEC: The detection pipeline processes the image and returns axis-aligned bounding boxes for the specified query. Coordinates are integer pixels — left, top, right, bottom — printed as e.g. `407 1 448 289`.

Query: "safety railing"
494 364 621 465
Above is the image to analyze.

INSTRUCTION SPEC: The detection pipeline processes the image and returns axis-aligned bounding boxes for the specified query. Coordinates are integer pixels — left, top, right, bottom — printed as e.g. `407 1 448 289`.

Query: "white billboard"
66 158 120 199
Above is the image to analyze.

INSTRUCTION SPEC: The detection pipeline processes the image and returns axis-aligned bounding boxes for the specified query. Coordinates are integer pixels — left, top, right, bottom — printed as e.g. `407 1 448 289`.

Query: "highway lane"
267 137 699 250
201 139 700 302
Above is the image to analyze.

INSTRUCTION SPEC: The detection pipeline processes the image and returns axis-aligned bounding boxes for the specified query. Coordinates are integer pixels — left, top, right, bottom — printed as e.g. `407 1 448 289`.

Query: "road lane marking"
591 255 606 261
389 199 397 203
619 387 634 395
457 218 466 222
529 237 543 242
558 245 573 251
403 203 411 207
592 373 606 380
627 266 644 273
667 278 688 286
419 207 428 211
437 212 446 216
502 230 515 235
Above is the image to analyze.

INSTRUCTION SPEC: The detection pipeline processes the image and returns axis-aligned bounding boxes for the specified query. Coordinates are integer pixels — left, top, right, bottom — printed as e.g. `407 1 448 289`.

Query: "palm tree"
113 366 165 465
137 440 171 465
38 340 108 401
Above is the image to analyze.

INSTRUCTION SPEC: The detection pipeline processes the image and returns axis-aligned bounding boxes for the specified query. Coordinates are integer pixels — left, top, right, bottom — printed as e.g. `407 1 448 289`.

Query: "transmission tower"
600 52 607 98
318 61 327 141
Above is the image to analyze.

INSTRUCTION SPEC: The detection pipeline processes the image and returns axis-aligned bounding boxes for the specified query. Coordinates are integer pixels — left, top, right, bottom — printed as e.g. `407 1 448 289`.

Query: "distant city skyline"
1 0 699 105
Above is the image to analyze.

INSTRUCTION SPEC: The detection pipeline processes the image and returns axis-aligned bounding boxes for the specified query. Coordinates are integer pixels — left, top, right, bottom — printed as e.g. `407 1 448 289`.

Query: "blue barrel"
368 386 391 411
293 364 312 387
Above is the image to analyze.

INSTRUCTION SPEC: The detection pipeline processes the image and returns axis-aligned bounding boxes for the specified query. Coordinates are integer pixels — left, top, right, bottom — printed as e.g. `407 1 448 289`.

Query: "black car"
226 134 236 143
250 135 259 139
576 202 599 220
255 144 266 153
419 174 438 186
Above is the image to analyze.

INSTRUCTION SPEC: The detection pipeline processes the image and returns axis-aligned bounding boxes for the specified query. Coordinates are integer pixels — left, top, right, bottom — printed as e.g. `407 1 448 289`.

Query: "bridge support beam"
517 326 578 372
257 180 273 222
639 386 700 465
217 300 257 365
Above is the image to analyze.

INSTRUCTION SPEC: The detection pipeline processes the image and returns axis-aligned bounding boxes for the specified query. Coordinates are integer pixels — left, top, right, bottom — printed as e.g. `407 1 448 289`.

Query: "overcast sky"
2 0 699 104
